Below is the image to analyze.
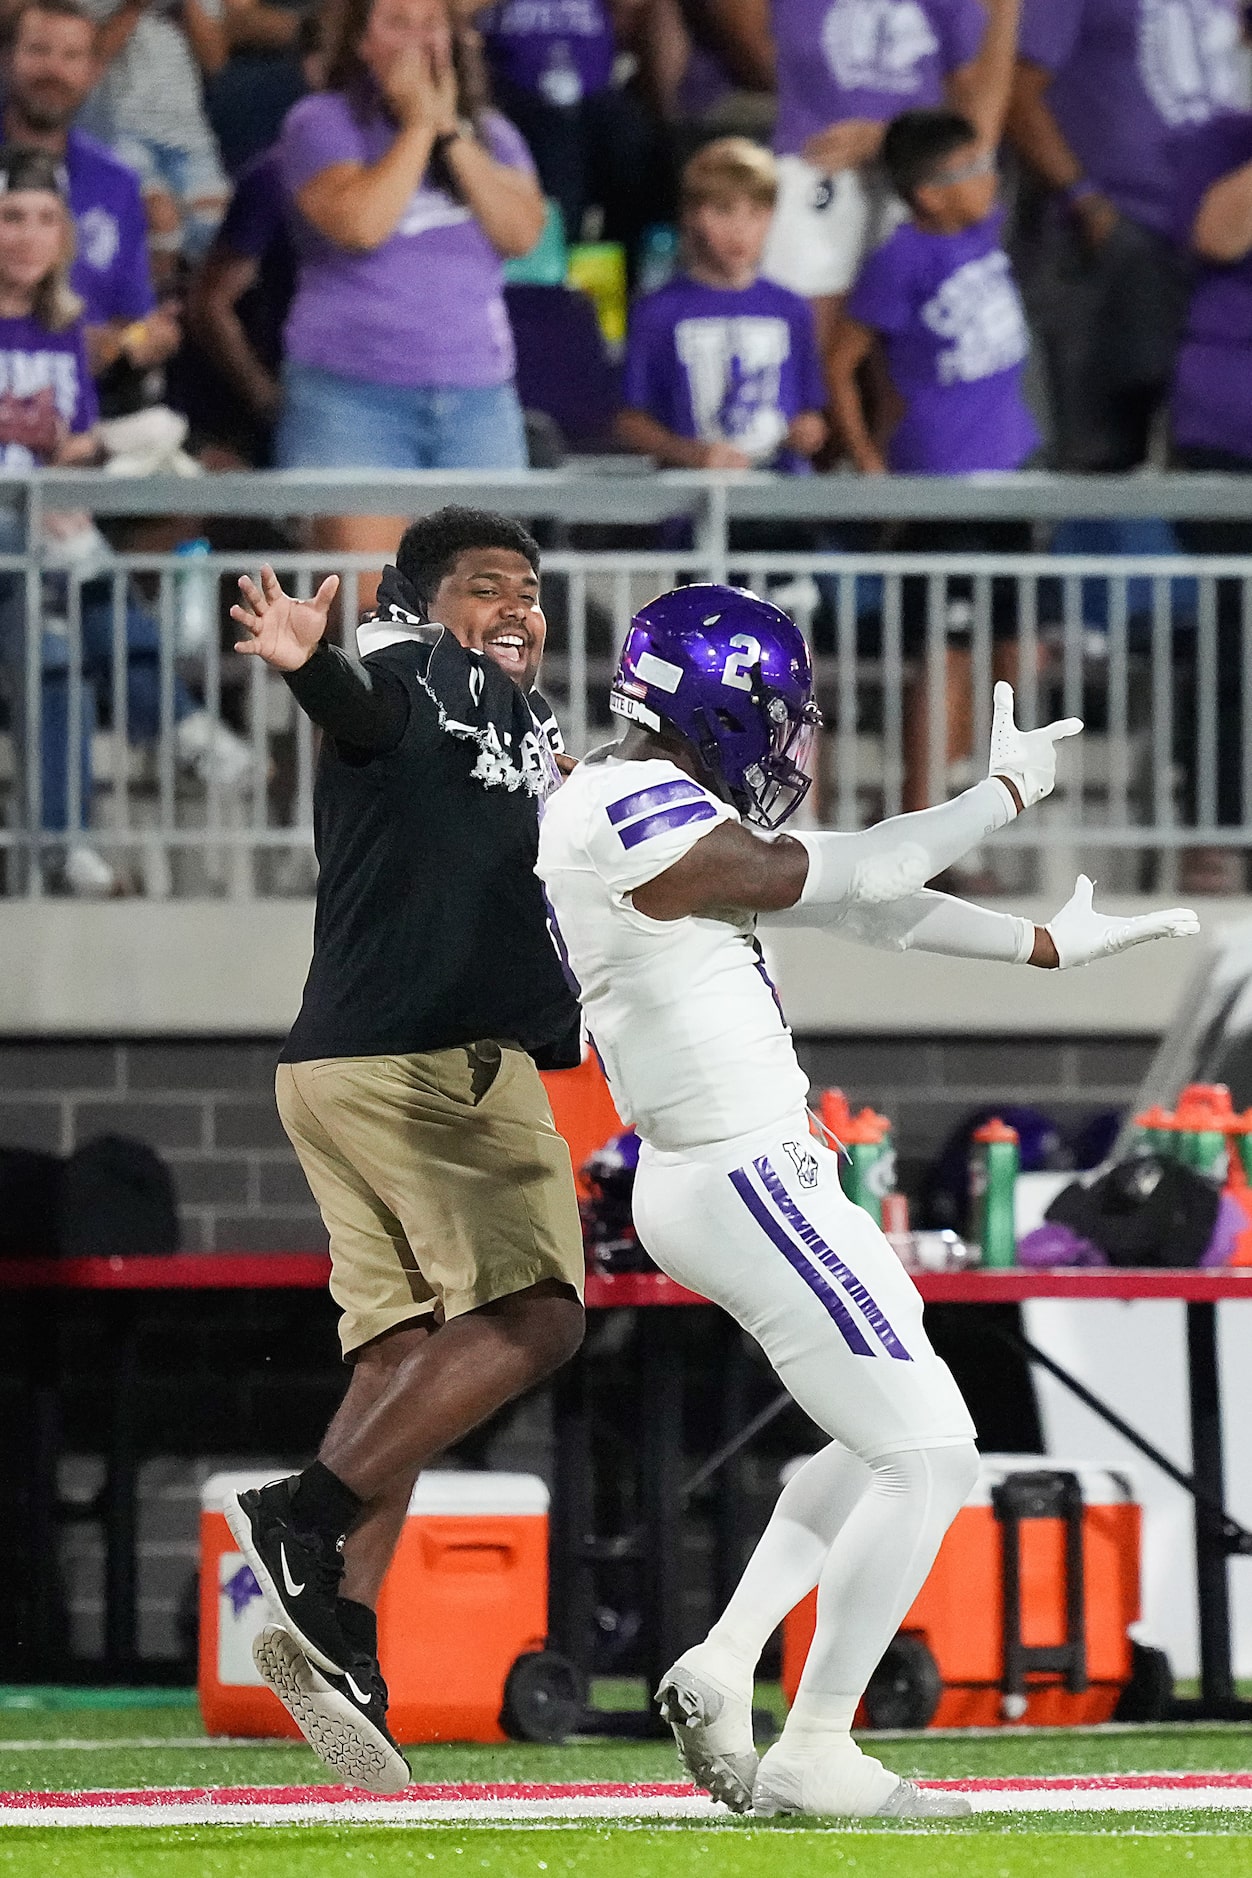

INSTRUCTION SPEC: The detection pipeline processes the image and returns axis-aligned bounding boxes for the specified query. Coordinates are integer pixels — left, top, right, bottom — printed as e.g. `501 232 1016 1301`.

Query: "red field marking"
0 1782 702 1811
7 1774 1252 1812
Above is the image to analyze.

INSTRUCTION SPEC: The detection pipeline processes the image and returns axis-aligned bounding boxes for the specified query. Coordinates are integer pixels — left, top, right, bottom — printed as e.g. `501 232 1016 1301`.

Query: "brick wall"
0 1041 325 1253
0 1034 1158 1255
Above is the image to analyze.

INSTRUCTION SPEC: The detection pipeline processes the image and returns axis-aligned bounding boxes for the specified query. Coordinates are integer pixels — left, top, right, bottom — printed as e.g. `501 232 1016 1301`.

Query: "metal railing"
2 467 1250 898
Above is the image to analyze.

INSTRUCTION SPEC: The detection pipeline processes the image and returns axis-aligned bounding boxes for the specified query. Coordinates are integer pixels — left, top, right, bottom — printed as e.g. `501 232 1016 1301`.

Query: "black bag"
57 1134 180 1259
1045 1153 1219 1268
0 1146 62 1257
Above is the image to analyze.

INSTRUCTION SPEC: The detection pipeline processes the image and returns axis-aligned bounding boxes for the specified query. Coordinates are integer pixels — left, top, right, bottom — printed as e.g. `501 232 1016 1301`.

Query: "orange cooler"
782 1455 1141 1728
200 1469 551 1742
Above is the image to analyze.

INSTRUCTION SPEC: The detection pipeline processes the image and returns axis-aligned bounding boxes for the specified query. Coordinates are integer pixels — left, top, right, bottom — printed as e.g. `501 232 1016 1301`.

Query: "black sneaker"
253 1623 411 1795
225 1477 349 1673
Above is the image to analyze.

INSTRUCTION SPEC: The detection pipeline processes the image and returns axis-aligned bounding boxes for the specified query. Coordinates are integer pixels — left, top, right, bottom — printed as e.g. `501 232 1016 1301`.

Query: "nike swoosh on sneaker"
279 1544 306 1598
344 1672 373 1707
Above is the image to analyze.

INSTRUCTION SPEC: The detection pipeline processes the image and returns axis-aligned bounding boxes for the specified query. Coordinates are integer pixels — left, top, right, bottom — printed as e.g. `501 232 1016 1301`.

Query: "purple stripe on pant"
755 1155 912 1362
729 1166 877 1357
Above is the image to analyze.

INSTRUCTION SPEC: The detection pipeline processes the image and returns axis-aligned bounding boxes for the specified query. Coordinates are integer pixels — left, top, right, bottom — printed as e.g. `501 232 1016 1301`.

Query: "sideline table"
561 1266 1252 1726
3 1257 1250 1719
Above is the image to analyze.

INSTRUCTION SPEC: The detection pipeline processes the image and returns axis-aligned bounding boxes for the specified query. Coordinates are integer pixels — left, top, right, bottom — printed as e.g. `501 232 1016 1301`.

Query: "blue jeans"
275 362 529 470
0 516 194 835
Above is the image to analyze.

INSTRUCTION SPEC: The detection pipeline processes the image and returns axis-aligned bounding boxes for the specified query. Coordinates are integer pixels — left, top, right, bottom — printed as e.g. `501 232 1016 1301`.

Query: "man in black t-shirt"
222 508 585 1791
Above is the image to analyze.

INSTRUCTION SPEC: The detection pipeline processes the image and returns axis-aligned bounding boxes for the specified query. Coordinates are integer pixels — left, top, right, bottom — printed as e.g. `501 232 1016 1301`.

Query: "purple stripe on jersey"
729 1167 877 1357
606 779 707 825
617 799 718 850
755 1157 912 1362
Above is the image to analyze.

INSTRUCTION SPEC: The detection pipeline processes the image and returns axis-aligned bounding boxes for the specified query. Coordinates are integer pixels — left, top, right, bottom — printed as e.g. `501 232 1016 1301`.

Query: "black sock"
337 1597 378 1659
289 1460 362 1539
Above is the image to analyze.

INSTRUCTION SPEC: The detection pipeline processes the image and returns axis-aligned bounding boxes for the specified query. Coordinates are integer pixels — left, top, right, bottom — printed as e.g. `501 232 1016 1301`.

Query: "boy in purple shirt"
831 107 1036 817
832 110 1037 474
1009 0 1243 469
618 137 826 473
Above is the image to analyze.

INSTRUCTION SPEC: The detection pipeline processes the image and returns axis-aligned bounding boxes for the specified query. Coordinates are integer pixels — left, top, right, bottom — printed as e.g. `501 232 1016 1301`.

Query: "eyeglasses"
927 149 997 187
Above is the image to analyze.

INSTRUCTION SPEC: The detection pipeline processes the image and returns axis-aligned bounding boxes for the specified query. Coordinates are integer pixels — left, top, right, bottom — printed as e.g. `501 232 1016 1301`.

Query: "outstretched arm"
771 877 1198 971
232 564 410 752
633 684 1080 921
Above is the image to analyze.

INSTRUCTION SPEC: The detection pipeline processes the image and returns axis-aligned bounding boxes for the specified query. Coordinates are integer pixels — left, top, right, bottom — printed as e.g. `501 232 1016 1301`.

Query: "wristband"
1060 179 1099 209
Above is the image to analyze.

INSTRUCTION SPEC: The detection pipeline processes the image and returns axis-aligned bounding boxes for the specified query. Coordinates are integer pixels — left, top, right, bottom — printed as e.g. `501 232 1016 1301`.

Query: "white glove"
989 681 1083 811
1046 874 1200 969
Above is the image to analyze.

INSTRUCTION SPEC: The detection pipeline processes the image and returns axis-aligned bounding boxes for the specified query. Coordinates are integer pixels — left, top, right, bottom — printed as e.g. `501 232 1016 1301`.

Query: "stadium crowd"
1 0 1251 890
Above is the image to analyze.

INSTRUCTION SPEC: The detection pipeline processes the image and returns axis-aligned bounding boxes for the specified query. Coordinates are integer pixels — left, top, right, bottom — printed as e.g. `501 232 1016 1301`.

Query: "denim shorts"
275 362 529 472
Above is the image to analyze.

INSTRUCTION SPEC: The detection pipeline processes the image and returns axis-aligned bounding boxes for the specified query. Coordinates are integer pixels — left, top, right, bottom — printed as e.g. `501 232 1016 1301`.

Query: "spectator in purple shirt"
1008 0 1245 470
476 0 667 273
0 0 180 384
1165 110 1252 891
276 0 545 602
618 136 827 472
830 63 1032 821
0 148 227 895
761 0 1017 368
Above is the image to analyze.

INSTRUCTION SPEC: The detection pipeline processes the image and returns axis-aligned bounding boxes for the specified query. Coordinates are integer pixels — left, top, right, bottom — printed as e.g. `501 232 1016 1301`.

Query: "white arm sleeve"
827 889 1036 963
769 777 1016 920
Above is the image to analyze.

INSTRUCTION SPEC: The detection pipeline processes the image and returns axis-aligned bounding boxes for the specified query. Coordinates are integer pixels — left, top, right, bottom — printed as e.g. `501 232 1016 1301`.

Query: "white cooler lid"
202 1468 549 1516
780 1452 1134 1505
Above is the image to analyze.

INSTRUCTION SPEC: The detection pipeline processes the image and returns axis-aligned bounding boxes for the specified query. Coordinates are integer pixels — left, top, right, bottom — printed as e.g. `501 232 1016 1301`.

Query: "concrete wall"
0 895 1234 1036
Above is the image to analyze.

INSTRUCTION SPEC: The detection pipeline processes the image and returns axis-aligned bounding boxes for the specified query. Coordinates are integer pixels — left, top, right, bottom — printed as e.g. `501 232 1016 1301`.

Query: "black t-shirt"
279 638 580 1068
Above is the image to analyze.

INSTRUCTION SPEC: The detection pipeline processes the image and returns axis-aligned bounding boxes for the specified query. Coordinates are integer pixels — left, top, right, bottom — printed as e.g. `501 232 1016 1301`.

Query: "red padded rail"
1 1256 1250 1304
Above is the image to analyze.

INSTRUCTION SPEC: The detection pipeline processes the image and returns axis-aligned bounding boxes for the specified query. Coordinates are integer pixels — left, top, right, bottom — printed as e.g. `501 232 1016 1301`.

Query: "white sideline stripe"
6 1788 1252 1826
1 1797 725 1827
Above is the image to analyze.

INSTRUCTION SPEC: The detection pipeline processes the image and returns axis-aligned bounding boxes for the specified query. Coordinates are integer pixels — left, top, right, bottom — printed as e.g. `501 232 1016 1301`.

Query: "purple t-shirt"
1169 112 1252 458
0 315 97 467
279 92 534 388
65 127 156 329
479 0 615 101
846 208 1040 472
772 0 986 158
622 273 825 470
1019 0 1244 233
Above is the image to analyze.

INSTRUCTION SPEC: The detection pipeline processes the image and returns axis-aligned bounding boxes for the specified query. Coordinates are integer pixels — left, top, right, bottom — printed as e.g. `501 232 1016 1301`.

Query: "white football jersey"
537 751 810 1152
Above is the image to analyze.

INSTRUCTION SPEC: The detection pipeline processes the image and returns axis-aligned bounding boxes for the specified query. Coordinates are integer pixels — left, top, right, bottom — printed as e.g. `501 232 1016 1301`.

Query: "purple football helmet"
610 584 821 829
580 1129 652 1274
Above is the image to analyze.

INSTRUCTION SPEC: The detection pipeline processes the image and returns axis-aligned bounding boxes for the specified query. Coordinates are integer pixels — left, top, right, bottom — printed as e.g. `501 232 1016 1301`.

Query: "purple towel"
1202 1191 1248 1268
1016 1222 1107 1268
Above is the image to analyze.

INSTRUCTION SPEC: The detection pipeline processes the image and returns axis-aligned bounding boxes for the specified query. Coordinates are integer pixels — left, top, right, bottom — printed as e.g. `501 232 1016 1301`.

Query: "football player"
536 584 1196 1819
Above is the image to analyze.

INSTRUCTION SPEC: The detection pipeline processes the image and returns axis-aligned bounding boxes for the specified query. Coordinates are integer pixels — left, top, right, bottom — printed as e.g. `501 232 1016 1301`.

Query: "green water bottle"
1174 1089 1230 1183
1132 1105 1177 1158
842 1108 893 1226
971 1118 1020 1268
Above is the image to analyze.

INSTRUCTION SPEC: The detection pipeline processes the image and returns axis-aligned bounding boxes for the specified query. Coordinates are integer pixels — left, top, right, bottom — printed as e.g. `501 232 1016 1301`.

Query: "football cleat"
656 1648 759 1813
225 1477 348 1673
253 1624 410 1796
752 1738 973 1819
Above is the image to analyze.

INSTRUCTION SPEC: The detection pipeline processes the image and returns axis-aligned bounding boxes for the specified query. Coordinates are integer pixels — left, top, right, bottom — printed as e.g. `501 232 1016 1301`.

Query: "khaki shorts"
276 1044 584 1358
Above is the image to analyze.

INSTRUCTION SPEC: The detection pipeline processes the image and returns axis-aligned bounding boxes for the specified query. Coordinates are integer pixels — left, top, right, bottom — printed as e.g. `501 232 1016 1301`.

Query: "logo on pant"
783 1139 819 1190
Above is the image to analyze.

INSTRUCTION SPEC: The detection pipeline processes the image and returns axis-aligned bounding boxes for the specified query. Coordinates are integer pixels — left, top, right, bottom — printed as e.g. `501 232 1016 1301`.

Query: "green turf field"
1 1695 1249 1876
